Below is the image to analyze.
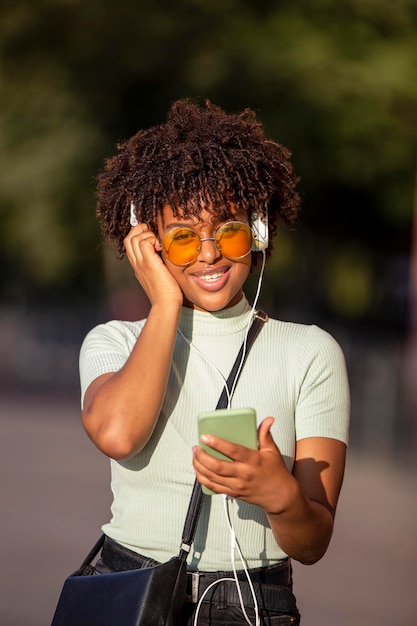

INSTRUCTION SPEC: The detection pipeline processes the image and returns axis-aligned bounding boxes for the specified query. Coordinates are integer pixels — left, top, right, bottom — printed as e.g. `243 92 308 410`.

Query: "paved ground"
0 394 416 625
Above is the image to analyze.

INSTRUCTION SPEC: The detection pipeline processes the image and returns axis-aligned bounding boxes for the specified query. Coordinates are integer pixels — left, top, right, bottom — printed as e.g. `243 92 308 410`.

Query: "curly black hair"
96 99 301 261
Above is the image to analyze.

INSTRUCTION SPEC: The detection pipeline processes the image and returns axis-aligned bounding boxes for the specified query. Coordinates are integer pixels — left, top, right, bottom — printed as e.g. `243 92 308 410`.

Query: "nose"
197 237 221 264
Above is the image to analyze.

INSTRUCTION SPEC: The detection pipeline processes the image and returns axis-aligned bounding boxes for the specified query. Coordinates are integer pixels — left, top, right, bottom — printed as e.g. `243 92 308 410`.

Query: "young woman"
80 99 350 625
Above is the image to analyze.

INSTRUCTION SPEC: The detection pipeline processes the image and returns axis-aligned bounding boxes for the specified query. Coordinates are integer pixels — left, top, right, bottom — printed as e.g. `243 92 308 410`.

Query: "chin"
184 291 243 312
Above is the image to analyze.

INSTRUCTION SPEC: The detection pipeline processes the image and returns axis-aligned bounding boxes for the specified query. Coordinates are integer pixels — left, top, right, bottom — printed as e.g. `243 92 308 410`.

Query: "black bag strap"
178 310 268 558
80 310 268 568
80 533 106 568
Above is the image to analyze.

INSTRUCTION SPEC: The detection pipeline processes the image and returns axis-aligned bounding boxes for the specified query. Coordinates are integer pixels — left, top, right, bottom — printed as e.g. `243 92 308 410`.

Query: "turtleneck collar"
178 296 253 337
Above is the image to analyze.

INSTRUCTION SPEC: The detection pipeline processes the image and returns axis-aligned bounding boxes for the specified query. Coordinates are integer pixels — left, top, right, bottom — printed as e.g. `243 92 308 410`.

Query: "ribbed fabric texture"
79 297 350 570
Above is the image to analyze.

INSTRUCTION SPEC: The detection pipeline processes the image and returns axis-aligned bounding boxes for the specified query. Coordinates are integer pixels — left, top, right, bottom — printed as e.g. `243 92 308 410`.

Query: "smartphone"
197 407 258 495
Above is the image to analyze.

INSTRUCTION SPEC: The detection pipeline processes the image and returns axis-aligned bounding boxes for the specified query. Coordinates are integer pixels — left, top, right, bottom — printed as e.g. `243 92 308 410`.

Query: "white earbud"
251 213 268 251
130 202 139 227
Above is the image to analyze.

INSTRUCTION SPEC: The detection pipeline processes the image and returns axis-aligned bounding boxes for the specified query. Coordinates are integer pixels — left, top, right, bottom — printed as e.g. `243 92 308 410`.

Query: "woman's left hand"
192 417 296 513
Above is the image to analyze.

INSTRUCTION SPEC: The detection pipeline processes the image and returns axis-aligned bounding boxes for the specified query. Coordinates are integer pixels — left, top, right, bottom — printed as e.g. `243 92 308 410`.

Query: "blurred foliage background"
1 0 416 461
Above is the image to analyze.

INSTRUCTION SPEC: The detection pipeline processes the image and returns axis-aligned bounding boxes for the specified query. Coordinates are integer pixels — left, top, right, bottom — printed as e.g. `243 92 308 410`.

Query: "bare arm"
82 224 183 460
265 434 346 564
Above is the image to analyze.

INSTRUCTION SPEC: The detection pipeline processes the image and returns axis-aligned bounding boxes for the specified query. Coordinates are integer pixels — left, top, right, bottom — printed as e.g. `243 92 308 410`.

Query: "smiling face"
156 205 252 312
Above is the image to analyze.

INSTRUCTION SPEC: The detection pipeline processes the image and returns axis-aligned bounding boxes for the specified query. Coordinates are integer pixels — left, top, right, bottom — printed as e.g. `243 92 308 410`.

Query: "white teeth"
199 272 223 281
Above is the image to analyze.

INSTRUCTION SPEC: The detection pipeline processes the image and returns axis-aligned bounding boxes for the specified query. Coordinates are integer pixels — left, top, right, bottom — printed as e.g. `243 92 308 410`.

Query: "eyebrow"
165 222 197 229
164 217 243 231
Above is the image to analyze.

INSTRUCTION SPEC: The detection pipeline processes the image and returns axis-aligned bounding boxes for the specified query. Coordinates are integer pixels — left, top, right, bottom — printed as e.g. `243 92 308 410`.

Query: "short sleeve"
79 320 144 406
295 325 350 444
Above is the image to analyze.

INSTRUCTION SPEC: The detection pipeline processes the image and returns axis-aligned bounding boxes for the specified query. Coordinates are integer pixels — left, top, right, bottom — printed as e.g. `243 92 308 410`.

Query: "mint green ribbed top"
79 297 350 570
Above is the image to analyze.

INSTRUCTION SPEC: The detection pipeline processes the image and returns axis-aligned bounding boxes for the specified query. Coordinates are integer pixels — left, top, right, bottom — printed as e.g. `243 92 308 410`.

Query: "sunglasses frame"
161 220 255 266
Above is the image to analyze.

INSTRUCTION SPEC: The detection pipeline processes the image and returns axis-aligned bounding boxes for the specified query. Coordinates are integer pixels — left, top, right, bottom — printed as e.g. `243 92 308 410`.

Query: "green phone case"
197 407 258 495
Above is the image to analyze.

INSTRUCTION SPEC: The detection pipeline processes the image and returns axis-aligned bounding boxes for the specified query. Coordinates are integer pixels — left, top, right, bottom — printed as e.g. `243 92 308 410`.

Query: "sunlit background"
1 2 416 625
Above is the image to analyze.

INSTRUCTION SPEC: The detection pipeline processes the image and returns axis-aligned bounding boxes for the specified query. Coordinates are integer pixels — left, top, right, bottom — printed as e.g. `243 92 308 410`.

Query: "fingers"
123 223 183 306
124 223 163 283
124 223 162 264
193 448 248 496
258 417 275 449
193 436 257 496
200 434 257 462
258 417 287 475
196 417 275 464
193 418 286 500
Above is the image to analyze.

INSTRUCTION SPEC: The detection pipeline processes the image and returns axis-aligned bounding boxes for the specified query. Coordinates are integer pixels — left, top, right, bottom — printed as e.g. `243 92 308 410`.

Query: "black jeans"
96 537 301 625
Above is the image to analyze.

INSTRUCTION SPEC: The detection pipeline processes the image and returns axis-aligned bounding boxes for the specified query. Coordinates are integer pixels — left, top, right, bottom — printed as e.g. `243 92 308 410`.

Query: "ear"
251 213 268 251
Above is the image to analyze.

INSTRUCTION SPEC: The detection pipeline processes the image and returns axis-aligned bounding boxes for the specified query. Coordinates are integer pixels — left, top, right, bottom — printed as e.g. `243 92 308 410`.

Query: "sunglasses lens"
163 228 200 265
216 222 253 259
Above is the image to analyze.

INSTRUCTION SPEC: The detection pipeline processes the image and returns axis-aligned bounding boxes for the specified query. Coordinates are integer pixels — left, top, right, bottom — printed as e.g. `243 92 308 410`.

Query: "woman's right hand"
124 223 183 307
82 223 183 459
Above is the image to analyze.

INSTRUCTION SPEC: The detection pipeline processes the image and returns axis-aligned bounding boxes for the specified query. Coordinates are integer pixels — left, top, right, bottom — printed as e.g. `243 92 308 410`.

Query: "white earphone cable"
176 329 232 407
186 249 266 625
179 249 266 409
228 249 266 402
223 495 260 626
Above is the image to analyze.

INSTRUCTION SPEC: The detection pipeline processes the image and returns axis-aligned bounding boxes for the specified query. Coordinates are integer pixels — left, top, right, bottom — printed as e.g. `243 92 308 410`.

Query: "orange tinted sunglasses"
161 221 254 266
